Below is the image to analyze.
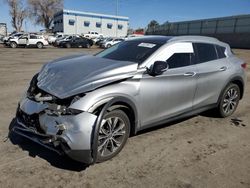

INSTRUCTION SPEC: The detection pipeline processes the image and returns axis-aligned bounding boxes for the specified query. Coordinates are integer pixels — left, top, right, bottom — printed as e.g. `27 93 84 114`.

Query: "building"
53 9 129 37
146 14 250 48
0 23 7 36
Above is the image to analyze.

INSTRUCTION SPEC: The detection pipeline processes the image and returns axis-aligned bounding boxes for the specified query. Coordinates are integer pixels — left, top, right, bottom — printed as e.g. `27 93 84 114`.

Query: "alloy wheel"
98 116 127 158
222 87 239 115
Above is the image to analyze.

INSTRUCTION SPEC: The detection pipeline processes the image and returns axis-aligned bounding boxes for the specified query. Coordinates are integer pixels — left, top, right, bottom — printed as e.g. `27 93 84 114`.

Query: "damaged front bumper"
13 97 98 164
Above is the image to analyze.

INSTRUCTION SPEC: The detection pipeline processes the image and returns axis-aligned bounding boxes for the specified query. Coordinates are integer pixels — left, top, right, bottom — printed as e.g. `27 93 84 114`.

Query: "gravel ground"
0 46 249 188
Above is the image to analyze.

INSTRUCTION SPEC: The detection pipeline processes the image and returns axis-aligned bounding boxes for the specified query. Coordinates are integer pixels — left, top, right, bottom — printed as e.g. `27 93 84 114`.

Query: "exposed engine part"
35 93 53 102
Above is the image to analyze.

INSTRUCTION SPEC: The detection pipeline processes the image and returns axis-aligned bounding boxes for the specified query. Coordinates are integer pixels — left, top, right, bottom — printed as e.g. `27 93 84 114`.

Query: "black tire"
85 43 90 48
37 42 43 49
107 44 111 48
96 110 130 162
66 43 71 48
10 42 17 48
217 83 240 117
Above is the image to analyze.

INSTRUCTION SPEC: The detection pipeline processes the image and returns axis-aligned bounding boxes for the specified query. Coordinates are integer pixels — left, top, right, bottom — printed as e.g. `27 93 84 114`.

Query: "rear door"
28 35 38 45
193 43 229 108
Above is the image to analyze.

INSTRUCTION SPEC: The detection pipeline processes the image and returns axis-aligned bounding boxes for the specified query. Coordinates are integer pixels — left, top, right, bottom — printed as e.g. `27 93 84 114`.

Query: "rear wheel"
106 44 111 48
66 43 71 48
10 42 17 48
37 42 43 49
96 110 130 162
217 83 240 117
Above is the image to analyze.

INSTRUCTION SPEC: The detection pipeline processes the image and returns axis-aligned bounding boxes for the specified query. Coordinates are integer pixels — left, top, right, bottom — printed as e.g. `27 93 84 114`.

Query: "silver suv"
12 36 247 164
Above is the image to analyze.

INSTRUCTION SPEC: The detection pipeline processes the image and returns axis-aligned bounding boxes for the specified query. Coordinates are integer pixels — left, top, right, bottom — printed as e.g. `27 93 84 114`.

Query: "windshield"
95 40 163 64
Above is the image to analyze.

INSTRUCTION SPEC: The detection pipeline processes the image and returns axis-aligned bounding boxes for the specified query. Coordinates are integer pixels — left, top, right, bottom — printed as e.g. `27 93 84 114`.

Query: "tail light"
241 63 247 69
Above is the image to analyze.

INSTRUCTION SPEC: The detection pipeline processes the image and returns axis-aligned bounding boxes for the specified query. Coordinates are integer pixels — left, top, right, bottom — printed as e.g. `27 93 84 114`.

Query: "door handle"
184 72 196 77
219 66 227 71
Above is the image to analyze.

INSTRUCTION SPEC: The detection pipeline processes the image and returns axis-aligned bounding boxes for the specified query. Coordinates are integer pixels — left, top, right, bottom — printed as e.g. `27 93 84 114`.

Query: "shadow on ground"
8 118 89 172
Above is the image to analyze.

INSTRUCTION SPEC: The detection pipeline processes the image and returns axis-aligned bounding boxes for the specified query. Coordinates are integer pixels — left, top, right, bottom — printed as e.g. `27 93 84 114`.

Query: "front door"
139 42 198 127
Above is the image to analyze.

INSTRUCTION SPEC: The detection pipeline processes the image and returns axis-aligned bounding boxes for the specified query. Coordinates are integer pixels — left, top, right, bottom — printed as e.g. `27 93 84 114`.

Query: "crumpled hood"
37 54 138 99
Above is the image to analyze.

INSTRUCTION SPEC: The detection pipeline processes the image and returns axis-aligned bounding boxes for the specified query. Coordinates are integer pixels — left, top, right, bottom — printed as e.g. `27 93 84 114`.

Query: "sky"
1 0 250 32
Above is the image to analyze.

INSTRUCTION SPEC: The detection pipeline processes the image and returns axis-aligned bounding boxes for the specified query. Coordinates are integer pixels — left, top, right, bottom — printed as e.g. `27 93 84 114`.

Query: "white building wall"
54 10 129 37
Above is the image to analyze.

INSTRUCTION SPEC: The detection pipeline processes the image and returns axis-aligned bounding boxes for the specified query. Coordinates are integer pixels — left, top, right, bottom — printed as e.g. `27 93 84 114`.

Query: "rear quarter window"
215 45 227 59
195 43 218 63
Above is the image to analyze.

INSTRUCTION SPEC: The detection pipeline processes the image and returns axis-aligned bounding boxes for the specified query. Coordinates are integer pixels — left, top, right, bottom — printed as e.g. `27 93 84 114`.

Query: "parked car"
93 36 104 45
54 35 69 46
102 38 124 48
0 34 4 43
9 34 49 48
83 31 103 39
99 37 113 48
3 32 24 44
48 33 65 44
12 36 246 164
59 36 93 48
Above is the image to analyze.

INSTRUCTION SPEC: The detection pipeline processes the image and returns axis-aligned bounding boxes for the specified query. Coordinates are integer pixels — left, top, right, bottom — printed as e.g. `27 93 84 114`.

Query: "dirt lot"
0 46 249 188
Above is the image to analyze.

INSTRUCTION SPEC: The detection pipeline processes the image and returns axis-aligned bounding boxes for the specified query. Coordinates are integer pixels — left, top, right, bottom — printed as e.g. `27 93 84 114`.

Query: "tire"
106 44 111 48
96 110 130 162
66 43 71 48
217 83 240 117
85 43 90 48
10 42 17 48
37 42 43 49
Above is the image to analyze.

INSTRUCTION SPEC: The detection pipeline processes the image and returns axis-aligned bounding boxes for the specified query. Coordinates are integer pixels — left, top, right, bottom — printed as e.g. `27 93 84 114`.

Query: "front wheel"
96 110 130 162
217 83 240 117
37 42 43 49
10 42 17 48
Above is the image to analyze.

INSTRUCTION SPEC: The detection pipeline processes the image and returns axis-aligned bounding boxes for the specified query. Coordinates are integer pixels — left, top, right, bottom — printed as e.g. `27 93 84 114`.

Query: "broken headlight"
45 103 83 116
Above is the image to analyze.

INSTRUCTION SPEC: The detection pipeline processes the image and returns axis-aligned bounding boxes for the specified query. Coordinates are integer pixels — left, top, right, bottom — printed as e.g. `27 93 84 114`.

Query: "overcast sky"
1 0 250 32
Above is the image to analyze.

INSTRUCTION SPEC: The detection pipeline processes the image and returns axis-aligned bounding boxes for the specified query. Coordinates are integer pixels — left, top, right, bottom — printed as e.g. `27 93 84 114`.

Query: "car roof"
128 36 172 44
129 35 224 46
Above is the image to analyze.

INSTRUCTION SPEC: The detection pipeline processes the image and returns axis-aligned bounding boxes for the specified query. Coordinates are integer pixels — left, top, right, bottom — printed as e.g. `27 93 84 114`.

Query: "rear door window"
30 35 37 39
194 43 217 63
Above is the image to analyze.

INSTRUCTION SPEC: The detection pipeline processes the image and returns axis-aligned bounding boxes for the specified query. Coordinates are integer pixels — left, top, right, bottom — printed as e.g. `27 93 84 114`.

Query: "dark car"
59 36 93 48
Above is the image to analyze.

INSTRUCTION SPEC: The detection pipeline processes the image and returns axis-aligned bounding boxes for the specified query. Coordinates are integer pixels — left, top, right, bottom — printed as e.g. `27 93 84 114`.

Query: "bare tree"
28 0 63 31
5 0 27 32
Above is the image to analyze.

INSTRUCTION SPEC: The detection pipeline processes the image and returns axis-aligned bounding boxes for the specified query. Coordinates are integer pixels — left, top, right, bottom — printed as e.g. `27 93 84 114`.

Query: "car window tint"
195 43 217 63
216 45 226 59
30 35 37 39
167 53 194 69
95 40 163 64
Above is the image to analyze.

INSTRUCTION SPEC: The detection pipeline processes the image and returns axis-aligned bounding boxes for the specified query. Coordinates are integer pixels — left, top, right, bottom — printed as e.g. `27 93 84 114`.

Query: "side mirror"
148 61 169 76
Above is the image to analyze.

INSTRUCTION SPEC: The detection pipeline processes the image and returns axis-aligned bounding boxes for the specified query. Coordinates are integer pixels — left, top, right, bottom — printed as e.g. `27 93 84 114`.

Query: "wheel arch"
230 77 244 99
91 96 139 164
92 96 139 136
217 76 245 105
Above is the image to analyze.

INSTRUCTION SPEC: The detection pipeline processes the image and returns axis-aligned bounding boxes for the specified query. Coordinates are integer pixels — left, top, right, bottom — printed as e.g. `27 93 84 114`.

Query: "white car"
9 34 49 48
84 31 103 39
102 38 124 48
48 34 65 44
3 32 24 44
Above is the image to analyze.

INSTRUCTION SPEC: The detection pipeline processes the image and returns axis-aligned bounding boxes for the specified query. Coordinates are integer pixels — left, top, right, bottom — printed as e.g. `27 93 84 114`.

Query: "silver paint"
16 35 246 163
